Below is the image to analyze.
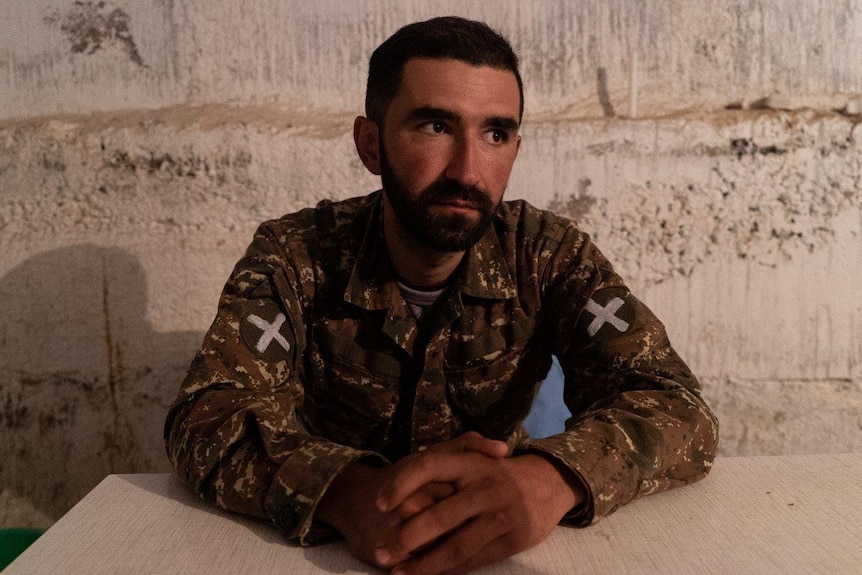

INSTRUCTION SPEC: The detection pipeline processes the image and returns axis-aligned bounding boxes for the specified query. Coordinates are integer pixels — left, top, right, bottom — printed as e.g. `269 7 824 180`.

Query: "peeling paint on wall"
44 1 147 67
4 1 862 120
101 145 253 184
542 112 862 285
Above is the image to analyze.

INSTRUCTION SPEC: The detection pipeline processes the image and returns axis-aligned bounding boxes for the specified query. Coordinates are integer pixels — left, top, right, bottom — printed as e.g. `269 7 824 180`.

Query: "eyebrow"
487 115 520 133
405 106 520 132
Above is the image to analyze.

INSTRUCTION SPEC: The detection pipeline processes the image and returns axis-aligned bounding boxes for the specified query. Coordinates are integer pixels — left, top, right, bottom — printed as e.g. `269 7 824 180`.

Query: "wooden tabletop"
6 453 862 574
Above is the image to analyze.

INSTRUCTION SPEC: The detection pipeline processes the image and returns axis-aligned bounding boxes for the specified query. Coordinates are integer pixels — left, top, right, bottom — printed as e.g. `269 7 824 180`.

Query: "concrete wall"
2 0 861 527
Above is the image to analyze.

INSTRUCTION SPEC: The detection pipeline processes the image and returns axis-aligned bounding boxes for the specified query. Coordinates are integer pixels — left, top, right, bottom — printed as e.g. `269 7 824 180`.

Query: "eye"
483 129 509 144
420 121 447 134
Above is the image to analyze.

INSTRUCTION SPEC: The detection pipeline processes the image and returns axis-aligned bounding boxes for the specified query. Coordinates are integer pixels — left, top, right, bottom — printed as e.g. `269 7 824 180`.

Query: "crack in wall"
100 258 124 472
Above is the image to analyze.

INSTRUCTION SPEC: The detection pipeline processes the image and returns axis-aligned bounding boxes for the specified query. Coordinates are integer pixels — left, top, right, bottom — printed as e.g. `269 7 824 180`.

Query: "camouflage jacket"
165 191 718 544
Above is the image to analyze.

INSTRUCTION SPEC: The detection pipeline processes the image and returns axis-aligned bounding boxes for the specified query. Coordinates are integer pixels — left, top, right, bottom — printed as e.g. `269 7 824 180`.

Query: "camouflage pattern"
165 191 718 544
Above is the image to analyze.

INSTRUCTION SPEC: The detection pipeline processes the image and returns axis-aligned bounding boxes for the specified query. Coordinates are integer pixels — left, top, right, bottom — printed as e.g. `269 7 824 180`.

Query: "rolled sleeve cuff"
265 440 388 545
517 430 640 524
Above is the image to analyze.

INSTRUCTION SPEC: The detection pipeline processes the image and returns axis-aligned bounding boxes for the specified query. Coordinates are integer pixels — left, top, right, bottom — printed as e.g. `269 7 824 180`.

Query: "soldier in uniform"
165 16 718 575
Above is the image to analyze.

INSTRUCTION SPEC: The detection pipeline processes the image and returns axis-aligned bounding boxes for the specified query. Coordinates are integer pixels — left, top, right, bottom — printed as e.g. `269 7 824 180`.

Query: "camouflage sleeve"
518 231 718 524
164 222 386 544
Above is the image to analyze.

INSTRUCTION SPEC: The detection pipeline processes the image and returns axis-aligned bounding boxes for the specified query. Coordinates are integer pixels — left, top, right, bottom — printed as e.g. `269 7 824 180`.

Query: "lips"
434 198 480 210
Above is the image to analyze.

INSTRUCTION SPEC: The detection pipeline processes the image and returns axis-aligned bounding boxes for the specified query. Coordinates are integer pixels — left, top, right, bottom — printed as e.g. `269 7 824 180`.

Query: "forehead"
388 58 521 122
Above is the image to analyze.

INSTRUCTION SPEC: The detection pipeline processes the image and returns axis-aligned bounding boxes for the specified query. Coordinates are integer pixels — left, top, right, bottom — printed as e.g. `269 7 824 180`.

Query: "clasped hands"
316 431 584 575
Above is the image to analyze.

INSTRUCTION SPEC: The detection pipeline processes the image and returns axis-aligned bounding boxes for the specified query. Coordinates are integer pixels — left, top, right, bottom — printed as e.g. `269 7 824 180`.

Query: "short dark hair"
365 16 524 126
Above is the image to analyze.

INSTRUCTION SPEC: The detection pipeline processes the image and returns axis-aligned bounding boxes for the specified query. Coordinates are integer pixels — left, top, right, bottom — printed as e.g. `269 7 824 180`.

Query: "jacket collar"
343 192 517 311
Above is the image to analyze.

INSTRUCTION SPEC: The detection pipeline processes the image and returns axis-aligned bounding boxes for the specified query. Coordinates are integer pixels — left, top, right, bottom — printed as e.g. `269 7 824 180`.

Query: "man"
166 16 718 575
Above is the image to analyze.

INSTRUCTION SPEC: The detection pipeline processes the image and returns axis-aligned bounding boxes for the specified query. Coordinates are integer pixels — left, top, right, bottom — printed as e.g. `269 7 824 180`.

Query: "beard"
380 146 499 253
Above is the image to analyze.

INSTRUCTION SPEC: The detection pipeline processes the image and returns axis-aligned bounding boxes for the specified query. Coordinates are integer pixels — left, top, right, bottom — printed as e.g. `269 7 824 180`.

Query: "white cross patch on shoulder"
240 303 295 362
247 313 291 354
584 297 630 337
579 290 635 341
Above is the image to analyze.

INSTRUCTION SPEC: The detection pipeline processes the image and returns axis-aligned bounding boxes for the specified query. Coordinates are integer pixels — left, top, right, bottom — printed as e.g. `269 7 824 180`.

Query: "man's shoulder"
497 199 585 244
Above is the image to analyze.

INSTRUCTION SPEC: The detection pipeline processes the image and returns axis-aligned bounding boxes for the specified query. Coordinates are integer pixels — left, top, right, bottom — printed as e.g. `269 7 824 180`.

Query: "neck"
382 195 465 289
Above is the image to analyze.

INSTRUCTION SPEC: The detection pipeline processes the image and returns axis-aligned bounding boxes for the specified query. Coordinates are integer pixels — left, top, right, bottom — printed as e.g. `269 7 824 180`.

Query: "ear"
353 116 381 175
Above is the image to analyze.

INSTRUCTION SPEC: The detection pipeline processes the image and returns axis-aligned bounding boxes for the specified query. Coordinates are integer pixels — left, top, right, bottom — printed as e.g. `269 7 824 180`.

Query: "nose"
445 136 481 187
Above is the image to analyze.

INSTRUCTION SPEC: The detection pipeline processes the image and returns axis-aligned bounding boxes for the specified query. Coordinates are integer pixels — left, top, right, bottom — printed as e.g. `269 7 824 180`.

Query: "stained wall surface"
1 0 861 527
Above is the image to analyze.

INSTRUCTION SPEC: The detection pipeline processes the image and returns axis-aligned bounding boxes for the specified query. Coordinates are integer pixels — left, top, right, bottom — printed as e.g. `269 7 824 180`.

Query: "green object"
0 528 44 570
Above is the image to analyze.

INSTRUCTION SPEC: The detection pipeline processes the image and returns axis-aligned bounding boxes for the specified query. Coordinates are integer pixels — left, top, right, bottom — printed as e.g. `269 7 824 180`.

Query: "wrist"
316 461 380 535
514 453 587 518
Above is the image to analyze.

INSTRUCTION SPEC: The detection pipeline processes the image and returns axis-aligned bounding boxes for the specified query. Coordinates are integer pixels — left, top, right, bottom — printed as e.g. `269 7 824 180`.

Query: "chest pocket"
305 324 402 450
443 316 546 432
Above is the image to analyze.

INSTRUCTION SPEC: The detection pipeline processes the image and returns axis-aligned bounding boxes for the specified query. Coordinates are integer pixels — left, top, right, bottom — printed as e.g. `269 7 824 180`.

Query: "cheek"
400 148 449 187
485 154 517 196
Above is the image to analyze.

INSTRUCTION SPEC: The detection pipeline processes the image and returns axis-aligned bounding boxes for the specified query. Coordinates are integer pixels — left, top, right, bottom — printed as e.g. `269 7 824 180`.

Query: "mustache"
420 179 495 211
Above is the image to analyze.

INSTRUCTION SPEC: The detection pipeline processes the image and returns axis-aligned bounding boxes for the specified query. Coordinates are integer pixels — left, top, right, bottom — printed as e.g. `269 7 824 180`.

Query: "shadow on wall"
0 245 203 523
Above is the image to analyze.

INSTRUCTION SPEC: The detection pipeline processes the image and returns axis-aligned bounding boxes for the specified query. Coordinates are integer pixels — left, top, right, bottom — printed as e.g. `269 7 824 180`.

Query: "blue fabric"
522 356 571 439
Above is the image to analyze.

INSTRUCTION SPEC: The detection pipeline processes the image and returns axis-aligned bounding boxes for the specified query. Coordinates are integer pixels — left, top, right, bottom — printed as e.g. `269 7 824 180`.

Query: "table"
5 454 862 574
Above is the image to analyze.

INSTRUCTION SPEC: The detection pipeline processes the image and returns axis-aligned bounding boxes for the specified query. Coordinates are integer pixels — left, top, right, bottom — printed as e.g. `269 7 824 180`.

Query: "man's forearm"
166 400 279 520
165 386 386 544
521 383 718 523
